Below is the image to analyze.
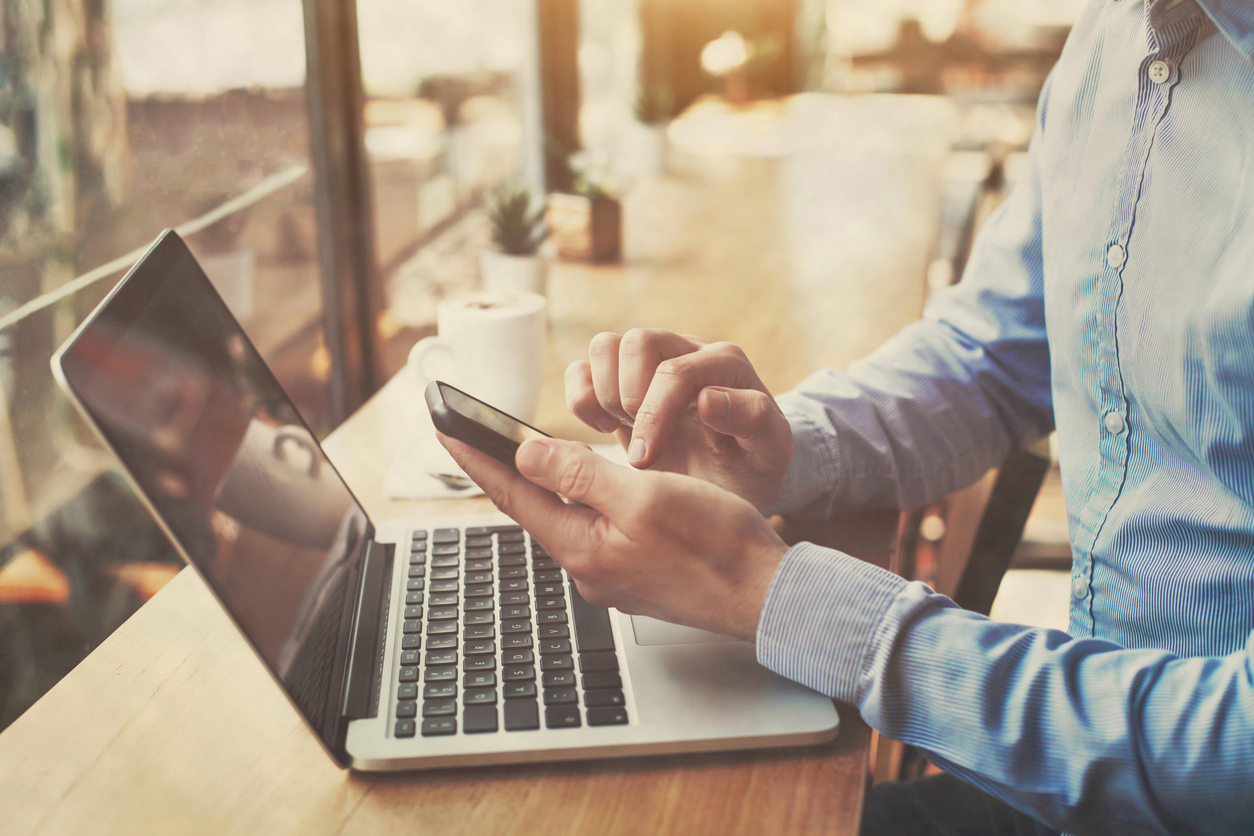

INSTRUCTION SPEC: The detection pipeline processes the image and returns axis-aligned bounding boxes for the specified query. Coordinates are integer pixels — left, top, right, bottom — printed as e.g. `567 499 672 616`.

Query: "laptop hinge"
343 539 393 720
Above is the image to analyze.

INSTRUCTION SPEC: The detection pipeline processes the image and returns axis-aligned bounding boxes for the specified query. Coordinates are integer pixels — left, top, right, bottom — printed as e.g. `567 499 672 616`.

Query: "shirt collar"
1192 0 1254 59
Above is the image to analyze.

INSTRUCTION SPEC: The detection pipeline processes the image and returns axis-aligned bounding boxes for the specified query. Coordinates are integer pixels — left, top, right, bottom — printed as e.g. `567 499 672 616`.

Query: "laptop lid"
52 230 371 766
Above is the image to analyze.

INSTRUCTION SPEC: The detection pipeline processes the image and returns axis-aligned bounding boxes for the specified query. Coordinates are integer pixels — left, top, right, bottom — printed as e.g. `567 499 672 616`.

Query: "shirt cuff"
755 541 908 705
759 405 836 516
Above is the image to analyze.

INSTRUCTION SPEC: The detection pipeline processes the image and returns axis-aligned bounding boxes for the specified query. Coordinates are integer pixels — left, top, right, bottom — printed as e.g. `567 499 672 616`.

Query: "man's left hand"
438 434 789 641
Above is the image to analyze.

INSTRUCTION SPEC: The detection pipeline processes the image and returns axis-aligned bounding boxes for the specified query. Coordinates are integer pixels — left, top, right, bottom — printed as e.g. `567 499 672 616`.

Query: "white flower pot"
480 250 549 296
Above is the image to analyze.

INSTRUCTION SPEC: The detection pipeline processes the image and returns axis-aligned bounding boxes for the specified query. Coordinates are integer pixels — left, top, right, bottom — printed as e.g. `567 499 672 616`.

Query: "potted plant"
480 186 549 295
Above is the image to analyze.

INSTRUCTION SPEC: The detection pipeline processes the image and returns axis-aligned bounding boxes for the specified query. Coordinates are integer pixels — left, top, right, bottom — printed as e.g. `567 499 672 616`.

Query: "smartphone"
425 380 551 467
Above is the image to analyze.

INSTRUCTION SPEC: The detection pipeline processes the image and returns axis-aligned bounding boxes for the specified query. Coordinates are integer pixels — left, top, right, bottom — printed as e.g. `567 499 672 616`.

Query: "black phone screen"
438 382 549 445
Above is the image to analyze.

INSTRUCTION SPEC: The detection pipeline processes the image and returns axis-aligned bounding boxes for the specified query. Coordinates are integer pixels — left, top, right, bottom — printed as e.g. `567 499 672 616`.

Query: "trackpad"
630 615 739 646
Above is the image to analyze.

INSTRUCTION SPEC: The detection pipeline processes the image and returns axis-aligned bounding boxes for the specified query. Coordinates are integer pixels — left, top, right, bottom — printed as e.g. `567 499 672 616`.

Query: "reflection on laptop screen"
58 235 367 745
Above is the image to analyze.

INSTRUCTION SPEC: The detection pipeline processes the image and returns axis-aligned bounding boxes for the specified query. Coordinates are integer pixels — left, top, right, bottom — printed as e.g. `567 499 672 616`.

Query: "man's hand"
439 434 789 640
565 329 794 509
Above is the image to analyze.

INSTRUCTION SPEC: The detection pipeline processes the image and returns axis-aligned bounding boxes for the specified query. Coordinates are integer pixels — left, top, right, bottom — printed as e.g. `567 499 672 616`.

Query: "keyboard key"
423 682 456 699
502 620 531 634
425 651 457 666
464 583 494 598
503 681 537 699
431 555 459 568
430 579 459 593
535 583 562 597
587 707 629 726
407 578 425 591
464 688 497 706
465 640 496 655
584 690 625 708
423 698 456 716
466 571 493 584
465 558 493 572
504 699 541 731
409 552 426 565
402 635 422 649
399 666 418 682
463 671 497 689
537 624 570 639
397 683 418 700
570 583 616 652
541 655 573 672
502 665 536 682
537 611 568 625
426 621 457 635
542 670 576 688
464 625 495 639
431 544 461 557
429 593 458 607
402 619 422 634
579 652 619 673
536 597 566 610
432 528 460 544
501 579 529 592
540 639 571 655
412 530 429 541
423 667 456 682
545 705 581 729
422 717 457 736
408 566 425 578
498 555 527 567
429 607 458 621
464 612 495 625
466 547 494 558
533 557 560 571
404 605 424 619
396 700 417 718
464 526 492 537
503 649 534 665
501 606 531 620
502 635 533 649
465 536 493 548
499 542 526 554
405 592 424 605
396 719 416 737
500 592 530 605
400 650 420 666
499 567 527 579
543 687 578 705
492 525 523 535
582 672 622 690
463 704 498 733
431 568 459 580
426 636 457 650
464 655 497 671
464 598 493 612
534 570 562 583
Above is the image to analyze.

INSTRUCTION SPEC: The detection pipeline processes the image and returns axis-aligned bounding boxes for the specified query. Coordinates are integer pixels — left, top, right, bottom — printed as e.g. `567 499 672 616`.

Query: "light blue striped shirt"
756 1 1254 832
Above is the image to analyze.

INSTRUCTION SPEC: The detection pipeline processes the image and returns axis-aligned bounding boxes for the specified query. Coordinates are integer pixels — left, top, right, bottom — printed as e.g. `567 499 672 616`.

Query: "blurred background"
0 0 1081 732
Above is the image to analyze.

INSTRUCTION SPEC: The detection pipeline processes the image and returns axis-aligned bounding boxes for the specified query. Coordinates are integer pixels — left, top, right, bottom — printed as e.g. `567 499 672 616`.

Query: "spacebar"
568 581 616 652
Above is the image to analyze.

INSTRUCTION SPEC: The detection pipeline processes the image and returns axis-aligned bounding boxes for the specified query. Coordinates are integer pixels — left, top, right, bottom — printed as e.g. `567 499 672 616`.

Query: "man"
443 1 1254 833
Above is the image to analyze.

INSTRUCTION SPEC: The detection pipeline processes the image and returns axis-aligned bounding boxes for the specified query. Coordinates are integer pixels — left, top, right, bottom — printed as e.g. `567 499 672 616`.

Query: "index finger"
628 345 764 468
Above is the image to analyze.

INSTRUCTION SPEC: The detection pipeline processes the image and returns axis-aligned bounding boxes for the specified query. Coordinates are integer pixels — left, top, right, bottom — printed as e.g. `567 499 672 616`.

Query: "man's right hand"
565 328 793 509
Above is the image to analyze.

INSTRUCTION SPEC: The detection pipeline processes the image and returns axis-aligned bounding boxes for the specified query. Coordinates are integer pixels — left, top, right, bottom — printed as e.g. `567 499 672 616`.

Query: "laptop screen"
56 232 368 753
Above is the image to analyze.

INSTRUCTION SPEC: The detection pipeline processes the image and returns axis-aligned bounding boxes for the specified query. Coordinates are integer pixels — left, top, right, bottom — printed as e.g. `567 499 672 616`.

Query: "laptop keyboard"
393 525 630 738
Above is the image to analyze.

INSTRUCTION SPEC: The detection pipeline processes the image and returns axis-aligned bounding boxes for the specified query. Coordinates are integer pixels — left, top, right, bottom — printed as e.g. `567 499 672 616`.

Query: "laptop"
51 230 838 771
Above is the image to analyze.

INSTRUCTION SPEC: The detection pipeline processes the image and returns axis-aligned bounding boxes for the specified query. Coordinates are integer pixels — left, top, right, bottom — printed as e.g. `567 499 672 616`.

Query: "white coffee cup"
408 291 547 422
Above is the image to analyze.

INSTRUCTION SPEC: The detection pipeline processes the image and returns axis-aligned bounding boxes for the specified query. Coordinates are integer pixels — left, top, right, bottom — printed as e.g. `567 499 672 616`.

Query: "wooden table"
0 94 954 835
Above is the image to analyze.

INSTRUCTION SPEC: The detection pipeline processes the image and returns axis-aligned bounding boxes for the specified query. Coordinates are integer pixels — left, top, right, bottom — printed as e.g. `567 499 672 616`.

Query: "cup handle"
273 425 320 477
409 336 455 388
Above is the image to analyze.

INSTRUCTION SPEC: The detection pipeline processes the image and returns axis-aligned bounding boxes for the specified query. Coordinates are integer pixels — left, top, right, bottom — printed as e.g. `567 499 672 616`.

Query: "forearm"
758 545 1254 834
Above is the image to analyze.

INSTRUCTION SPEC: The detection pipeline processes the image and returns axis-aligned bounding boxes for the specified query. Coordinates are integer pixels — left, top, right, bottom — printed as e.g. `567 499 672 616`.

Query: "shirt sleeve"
763 84 1056 519
757 543 1254 835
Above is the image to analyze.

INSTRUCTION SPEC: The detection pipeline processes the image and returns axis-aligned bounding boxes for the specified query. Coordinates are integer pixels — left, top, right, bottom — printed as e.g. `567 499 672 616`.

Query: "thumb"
516 438 630 511
696 387 783 447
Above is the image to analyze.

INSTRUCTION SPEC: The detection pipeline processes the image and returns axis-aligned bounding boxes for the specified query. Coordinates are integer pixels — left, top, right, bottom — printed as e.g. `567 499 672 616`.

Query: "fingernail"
628 437 646 465
516 440 550 477
595 416 620 434
709 389 731 420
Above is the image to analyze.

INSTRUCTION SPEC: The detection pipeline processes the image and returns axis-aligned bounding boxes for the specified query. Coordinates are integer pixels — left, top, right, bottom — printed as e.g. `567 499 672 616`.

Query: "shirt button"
1106 244 1126 268
1072 577 1089 600
1104 411 1125 434
1148 60 1170 84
